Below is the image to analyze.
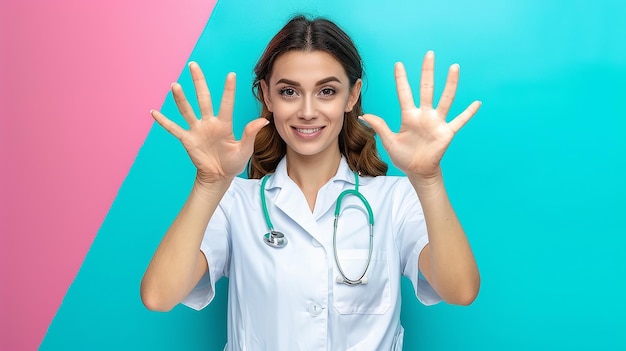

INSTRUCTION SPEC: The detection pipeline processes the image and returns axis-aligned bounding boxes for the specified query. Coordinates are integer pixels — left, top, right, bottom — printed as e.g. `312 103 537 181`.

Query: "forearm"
140 177 232 311
408 171 480 305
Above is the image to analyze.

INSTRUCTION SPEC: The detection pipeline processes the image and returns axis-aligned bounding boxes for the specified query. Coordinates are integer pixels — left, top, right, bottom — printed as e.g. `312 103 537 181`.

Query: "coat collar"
264 156 356 191
261 156 358 237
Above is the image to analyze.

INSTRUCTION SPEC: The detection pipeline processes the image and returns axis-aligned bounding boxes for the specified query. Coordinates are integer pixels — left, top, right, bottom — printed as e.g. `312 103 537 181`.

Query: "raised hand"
150 62 269 185
361 51 481 180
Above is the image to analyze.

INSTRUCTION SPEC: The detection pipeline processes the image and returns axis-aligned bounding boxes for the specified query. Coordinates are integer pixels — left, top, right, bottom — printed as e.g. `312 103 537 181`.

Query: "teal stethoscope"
260 171 374 286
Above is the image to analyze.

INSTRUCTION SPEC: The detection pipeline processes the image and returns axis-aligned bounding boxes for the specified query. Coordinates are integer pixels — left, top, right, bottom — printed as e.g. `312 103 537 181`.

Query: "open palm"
150 62 268 184
362 51 481 179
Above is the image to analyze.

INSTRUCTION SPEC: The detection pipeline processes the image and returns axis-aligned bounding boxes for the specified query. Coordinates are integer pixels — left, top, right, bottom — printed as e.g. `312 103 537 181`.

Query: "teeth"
296 127 321 134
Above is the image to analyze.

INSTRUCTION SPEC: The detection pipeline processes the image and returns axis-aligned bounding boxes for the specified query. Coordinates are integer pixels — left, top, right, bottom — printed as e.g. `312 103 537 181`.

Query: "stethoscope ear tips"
263 231 288 248
335 275 368 285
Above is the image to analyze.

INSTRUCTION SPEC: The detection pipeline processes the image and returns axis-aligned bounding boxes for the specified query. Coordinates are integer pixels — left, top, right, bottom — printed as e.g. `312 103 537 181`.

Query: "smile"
295 127 322 134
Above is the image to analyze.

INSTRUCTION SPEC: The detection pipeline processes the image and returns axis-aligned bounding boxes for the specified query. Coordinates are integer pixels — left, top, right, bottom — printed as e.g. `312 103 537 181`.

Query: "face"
261 50 362 160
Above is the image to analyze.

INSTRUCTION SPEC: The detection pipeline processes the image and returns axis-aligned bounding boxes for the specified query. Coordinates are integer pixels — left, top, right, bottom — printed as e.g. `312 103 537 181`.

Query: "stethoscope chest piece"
263 230 288 248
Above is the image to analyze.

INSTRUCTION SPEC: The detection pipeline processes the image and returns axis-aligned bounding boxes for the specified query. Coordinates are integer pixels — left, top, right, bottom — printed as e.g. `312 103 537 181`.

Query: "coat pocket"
332 249 391 315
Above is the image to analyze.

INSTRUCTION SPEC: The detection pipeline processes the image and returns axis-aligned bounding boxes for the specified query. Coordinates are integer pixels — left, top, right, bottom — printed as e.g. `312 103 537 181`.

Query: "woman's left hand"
361 51 481 181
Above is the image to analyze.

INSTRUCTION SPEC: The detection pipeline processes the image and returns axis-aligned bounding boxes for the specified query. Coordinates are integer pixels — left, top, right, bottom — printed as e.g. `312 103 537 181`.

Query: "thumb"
240 118 270 156
360 114 395 150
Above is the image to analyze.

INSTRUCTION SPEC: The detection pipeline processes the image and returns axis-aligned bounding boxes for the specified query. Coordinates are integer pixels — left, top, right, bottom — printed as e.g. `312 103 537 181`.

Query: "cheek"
270 106 292 138
270 103 296 123
324 100 350 119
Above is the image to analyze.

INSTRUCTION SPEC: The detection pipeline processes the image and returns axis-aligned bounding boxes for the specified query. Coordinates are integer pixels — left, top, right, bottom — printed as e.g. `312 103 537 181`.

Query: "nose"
298 96 317 120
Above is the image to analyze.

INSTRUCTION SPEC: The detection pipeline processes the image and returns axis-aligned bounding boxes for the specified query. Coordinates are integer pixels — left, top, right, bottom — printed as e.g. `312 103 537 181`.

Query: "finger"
437 63 459 117
394 62 416 111
150 109 186 140
171 82 199 127
240 118 271 156
448 101 482 133
359 114 396 151
218 73 236 122
189 61 214 118
420 51 435 110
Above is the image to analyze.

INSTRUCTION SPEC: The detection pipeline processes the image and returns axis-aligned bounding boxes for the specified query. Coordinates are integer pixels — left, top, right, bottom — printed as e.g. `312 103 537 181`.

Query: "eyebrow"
275 76 342 86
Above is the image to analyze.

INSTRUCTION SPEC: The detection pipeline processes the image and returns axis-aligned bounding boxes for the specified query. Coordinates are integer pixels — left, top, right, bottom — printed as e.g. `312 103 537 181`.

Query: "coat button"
308 302 324 317
311 238 322 247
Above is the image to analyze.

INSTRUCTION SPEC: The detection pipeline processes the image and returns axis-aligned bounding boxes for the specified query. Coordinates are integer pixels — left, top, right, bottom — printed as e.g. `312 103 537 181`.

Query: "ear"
345 79 362 113
260 79 273 112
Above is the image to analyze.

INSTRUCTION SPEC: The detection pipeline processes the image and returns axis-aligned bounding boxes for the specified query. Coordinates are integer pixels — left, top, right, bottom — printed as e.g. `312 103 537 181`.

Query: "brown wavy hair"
248 15 387 178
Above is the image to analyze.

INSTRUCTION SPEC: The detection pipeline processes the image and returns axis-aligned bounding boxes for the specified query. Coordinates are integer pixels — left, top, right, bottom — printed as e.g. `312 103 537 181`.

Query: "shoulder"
219 177 262 209
359 175 421 209
229 176 261 191
359 175 412 191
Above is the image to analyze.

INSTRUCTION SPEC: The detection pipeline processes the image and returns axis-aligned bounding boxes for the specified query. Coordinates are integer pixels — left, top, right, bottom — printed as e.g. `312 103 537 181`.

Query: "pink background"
0 0 217 349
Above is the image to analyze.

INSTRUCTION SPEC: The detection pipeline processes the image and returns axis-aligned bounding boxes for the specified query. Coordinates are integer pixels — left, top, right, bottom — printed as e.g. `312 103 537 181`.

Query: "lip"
292 126 325 139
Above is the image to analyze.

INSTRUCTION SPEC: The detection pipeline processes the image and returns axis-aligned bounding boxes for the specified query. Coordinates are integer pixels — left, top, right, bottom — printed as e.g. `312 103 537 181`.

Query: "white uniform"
182 156 441 350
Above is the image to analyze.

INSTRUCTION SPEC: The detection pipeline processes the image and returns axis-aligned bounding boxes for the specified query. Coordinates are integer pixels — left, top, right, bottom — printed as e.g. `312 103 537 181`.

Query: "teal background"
41 0 625 350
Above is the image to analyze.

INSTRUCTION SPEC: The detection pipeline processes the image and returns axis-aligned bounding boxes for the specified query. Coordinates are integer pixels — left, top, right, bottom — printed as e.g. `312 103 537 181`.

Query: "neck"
286 148 342 194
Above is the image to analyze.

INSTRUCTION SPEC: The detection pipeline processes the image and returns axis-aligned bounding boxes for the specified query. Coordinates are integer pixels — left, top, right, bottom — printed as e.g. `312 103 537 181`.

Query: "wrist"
192 176 233 199
407 170 445 199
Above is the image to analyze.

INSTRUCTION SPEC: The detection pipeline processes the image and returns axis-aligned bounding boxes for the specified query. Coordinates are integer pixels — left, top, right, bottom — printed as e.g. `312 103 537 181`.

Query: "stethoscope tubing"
333 216 374 285
260 174 287 248
260 171 374 285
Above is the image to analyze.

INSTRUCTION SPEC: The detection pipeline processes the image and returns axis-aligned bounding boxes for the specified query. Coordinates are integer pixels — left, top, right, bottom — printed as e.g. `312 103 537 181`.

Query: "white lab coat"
182 156 441 350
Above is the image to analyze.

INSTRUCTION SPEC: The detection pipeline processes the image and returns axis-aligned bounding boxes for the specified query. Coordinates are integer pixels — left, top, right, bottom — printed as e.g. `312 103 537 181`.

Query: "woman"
141 15 481 350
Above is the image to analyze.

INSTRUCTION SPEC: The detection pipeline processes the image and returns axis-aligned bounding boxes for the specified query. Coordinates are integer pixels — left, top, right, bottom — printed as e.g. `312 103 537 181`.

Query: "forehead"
269 50 348 85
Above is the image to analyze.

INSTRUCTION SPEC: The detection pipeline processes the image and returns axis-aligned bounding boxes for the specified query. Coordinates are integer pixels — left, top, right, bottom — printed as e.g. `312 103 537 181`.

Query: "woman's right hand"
150 62 269 185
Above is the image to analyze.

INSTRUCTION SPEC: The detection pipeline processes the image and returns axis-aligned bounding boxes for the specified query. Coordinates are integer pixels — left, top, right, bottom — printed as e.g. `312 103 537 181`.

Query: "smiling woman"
141 14 480 350
249 16 387 181
259 50 363 187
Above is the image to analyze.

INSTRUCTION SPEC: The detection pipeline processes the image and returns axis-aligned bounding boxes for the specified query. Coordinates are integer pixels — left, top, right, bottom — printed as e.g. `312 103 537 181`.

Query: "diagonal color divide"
0 1 216 350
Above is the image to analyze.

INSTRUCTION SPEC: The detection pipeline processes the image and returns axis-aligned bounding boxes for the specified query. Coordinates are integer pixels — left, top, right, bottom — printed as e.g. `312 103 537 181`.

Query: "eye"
319 87 336 97
279 88 298 98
